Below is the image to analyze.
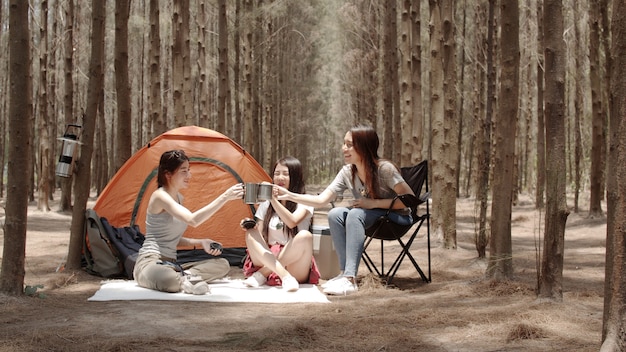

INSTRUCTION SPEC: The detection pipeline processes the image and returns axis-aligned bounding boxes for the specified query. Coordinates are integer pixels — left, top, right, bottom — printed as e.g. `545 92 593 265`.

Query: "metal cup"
257 183 273 201
244 183 259 204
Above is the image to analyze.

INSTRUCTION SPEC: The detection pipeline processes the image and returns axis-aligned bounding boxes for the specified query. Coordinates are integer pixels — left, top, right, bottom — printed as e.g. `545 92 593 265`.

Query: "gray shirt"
139 209 188 260
326 161 409 214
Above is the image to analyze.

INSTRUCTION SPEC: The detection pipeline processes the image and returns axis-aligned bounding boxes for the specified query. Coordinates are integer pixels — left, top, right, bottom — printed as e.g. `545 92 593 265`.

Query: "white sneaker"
321 272 344 288
183 272 204 283
322 277 358 295
181 279 210 295
244 271 267 287
281 275 299 292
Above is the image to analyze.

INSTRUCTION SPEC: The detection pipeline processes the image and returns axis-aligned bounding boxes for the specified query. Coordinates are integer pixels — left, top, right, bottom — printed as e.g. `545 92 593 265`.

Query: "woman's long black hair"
157 150 189 188
349 125 382 199
261 156 305 241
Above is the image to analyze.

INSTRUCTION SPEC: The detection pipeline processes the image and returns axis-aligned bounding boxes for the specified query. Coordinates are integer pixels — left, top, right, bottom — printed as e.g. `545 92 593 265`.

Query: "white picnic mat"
88 278 330 303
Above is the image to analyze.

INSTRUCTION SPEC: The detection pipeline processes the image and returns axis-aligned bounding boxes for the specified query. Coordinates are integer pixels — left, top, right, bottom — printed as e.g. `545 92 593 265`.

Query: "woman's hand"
274 184 291 200
352 197 375 209
223 183 245 201
200 239 223 256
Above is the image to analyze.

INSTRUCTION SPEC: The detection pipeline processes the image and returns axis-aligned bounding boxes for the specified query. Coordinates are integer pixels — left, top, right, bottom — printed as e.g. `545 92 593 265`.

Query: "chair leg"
379 239 384 276
385 222 430 284
386 237 428 284
426 215 431 282
361 235 382 277
362 218 432 284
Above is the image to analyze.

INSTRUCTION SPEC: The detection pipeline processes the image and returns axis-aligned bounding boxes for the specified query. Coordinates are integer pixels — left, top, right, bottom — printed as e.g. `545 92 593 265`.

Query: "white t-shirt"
255 201 314 245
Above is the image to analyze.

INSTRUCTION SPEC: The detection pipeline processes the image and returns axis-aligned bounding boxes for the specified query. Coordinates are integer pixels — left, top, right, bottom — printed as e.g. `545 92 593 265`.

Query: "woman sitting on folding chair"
277 125 414 295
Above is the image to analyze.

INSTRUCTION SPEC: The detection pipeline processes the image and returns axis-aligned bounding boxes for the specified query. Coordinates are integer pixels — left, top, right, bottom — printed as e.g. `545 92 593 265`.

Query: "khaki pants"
133 252 230 293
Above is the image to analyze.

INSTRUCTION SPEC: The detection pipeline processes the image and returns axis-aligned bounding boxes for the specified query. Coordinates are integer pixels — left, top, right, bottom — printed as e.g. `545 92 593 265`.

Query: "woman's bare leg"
245 229 290 279
276 230 314 282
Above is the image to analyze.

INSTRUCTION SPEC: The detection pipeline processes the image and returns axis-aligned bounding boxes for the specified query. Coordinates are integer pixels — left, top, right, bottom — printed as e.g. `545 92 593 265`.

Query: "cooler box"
311 225 340 280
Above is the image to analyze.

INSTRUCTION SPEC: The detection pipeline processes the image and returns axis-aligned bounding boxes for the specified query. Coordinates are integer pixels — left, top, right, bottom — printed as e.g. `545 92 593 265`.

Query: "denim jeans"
327 207 413 278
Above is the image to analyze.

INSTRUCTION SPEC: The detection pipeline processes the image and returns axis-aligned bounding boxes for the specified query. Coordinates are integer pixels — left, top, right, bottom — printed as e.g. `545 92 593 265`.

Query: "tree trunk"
425 0 459 248
148 0 165 136
96 90 109 194
217 0 229 133
389 1 401 162
66 0 106 272
410 0 422 165
456 1 466 198
486 0 519 280
0 2 3 199
115 0 131 172
360 2 378 128
260 15 271 167
429 0 445 245
399 0 412 166
519 2 533 203
535 0 545 210
588 0 604 217
181 0 193 126
172 0 184 126
233 0 242 141
440 0 458 249
38 0 51 212
49 0 59 202
196 1 209 128
600 0 626 349
0 0 32 295
474 0 492 258
242 0 259 158
538 0 569 301
572 0 584 213
133 0 145 150
60 0 75 212
0 26 6 199
270 16 282 164
599 0 611 207
382 2 394 159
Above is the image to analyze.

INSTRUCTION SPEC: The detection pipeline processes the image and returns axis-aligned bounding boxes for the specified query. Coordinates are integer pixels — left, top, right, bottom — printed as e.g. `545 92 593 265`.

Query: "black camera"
241 218 257 230
210 242 222 251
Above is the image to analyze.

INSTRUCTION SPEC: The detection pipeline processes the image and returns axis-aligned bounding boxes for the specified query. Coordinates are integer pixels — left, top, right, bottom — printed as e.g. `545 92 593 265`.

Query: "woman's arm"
178 237 223 256
392 181 416 208
270 197 311 229
276 186 336 208
155 183 244 227
352 181 414 210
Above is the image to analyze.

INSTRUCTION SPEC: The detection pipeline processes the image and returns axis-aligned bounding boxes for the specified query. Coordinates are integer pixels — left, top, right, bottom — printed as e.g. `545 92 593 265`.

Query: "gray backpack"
83 209 125 278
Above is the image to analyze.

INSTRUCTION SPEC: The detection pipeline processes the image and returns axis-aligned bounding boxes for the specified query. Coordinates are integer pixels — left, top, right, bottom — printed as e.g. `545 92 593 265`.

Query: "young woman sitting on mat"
241 156 320 292
133 149 244 295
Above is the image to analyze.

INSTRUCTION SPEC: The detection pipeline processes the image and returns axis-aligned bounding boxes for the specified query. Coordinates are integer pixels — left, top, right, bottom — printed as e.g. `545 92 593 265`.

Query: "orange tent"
92 126 270 248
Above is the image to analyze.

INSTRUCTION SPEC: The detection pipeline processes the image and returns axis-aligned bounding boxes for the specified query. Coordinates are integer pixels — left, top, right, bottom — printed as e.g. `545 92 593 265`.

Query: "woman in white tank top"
241 156 320 292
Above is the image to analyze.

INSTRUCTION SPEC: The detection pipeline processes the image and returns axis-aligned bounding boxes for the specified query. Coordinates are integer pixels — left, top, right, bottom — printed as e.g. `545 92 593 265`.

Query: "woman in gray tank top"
133 150 244 295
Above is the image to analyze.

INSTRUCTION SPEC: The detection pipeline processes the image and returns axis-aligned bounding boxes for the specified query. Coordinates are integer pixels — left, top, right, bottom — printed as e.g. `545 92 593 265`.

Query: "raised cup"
257 183 273 201
244 183 259 204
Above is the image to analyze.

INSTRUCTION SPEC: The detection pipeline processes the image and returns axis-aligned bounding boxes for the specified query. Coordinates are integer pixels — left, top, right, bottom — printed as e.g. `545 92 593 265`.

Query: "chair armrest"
418 192 430 204
398 194 419 207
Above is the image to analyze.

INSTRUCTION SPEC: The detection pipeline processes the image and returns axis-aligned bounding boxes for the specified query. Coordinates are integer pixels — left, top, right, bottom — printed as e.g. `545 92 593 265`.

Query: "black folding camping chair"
361 160 431 284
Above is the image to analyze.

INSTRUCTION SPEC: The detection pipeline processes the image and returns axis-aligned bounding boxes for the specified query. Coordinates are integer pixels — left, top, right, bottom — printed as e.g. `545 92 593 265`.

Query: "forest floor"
0 189 606 351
